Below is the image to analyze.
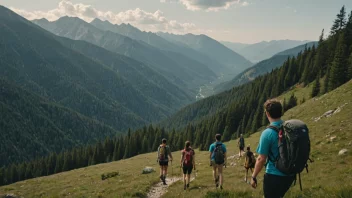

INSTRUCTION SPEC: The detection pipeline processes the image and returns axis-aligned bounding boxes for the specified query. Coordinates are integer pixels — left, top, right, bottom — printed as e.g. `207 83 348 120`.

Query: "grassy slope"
1 80 351 197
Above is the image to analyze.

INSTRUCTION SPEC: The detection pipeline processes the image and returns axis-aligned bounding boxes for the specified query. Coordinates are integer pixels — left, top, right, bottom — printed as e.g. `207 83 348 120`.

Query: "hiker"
251 99 295 198
180 141 195 190
209 134 227 190
244 146 255 182
157 138 173 185
238 134 245 157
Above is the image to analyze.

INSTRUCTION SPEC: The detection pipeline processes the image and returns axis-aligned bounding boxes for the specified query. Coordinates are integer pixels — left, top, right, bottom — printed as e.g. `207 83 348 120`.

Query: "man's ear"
265 111 270 119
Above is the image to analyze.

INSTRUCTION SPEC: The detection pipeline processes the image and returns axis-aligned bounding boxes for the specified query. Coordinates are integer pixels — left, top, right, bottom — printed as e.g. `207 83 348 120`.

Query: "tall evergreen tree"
348 52 352 80
331 6 347 35
323 67 331 94
329 32 348 90
311 73 321 97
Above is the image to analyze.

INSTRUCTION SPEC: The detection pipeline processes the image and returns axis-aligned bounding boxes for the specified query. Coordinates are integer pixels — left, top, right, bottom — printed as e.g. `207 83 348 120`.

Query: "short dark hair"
246 146 250 151
162 138 167 144
264 99 282 119
215 134 221 141
184 141 191 150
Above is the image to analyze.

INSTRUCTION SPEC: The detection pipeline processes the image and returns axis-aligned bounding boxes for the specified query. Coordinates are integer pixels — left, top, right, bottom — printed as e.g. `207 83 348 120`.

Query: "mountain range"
157 32 253 80
222 40 312 63
216 41 318 92
0 6 191 165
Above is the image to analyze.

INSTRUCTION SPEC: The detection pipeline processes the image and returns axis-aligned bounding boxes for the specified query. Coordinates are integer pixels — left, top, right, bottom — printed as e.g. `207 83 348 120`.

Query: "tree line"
1 6 352 186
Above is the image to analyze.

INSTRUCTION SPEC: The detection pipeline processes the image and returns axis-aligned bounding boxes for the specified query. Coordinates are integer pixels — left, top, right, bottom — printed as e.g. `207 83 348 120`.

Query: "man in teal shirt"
251 99 295 198
209 134 227 189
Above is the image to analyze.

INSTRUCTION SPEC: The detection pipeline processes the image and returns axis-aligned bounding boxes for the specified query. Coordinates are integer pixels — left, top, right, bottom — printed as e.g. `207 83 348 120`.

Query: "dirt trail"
147 176 195 198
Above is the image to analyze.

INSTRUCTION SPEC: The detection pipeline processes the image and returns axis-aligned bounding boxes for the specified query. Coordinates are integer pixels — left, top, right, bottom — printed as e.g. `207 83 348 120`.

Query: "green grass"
1 80 351 197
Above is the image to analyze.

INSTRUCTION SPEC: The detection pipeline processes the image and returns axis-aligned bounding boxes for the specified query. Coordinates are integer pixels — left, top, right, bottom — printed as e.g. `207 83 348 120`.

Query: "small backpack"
239 137 245 147
158 145 167 161
268 119 312 190
183 149 193 166
214 143 224 164
245 151 256 168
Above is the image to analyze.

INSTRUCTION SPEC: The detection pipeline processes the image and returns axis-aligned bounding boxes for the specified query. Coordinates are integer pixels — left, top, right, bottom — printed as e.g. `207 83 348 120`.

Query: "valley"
0 1 352 198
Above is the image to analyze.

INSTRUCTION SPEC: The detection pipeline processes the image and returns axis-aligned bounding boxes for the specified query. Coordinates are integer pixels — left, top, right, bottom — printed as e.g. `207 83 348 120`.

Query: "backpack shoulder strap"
267 125 280 132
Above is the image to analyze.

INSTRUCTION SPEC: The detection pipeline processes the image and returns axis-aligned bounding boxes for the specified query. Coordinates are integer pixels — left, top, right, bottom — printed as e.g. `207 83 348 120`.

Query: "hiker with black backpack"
250 99 311 198
209 134 227 190
180 141 195 190
238 134 245 157
157 138 173 185
244 146 256 183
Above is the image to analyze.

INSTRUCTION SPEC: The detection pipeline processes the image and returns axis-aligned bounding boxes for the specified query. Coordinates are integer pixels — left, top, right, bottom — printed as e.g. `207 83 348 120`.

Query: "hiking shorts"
263 173 295 198
239 146 244 150
182 165 193 175
159 160 168 166
211 160 224 166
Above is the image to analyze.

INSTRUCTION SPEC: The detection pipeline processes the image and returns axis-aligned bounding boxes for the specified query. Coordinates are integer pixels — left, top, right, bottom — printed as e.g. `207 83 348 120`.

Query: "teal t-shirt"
209 142 227 161
256 120 287 176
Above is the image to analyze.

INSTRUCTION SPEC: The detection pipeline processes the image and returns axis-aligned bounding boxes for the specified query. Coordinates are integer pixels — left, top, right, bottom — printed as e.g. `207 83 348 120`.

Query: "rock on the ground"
323 110 334 117
142 167 155 174
338 149 348 156
329 136 337 142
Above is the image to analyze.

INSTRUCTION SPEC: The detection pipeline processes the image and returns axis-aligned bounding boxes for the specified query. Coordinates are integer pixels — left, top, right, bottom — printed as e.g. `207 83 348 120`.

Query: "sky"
1 0 351 43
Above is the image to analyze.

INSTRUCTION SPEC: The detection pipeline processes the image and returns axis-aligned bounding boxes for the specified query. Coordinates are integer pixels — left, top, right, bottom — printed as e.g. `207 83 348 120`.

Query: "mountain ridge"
33 16 217 91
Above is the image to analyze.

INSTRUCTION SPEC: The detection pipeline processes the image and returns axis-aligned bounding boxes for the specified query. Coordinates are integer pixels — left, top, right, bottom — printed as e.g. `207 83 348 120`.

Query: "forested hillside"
1 6 351 187
0 78 119 167
161 6 352 134
0 5 192 167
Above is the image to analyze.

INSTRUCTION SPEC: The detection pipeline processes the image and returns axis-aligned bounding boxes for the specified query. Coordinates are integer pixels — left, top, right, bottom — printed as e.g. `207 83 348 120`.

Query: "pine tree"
331 6 347 35
322 67 330 94
311 73 321 97
346 11 352 49
329 32 348 91
286 94 298 111
222 126 231 142
348 52 352 80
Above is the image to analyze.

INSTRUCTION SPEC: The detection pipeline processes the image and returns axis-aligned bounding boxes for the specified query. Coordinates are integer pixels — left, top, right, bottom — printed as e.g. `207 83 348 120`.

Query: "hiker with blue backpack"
209 134 227 190
157 138 173 185
180 141 195 190
251 99 311 198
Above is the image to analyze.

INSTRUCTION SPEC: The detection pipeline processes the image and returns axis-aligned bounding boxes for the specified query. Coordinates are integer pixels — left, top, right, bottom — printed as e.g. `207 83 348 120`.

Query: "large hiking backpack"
245 151 256 169
183 149 193 166
214 143 225 164
158 145 167 161
268 119 312 190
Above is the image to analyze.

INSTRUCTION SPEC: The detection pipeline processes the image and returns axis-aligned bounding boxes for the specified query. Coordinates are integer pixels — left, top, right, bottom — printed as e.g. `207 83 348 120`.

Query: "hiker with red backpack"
209 134 227 190
244 146 256 183
157 138 173 185
180 141 195 190
251 99 311 198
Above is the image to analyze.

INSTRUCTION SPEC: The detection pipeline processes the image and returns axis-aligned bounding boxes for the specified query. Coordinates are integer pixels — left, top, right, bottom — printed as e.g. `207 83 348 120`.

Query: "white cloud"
161 0 249 11
10 0 197 33
241 1 249 7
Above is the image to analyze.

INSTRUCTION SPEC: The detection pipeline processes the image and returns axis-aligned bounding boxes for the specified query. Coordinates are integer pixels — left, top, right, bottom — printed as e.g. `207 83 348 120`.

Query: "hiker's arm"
224 152 227 165
180 153 183 165
244 156 247 166
156 147 159 162
252 154 267 178
168 148 173 161
193 154 196 170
